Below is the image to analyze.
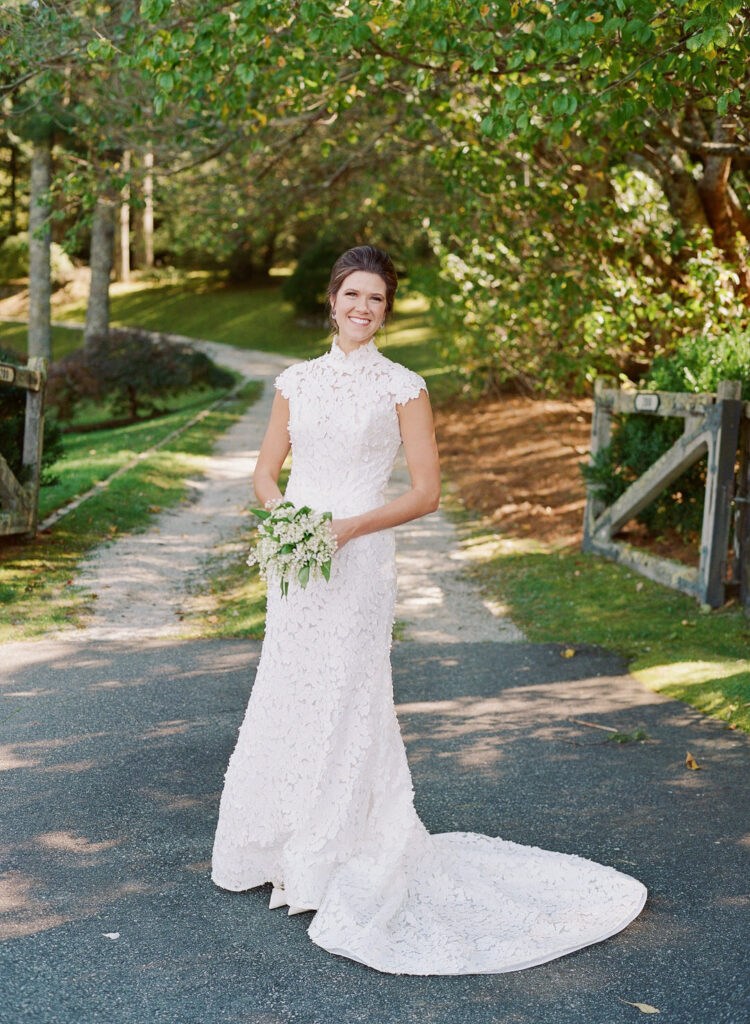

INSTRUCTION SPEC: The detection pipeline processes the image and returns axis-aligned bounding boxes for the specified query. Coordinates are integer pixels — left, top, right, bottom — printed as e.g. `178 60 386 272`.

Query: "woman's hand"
330 516 361 551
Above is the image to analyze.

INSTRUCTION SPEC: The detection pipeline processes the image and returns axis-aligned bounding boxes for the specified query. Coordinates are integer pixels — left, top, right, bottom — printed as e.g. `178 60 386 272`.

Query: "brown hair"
327 246 398 330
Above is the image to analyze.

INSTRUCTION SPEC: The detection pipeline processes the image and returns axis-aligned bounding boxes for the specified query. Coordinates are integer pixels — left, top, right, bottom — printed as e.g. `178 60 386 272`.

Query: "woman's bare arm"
253 390 291 507
331 390 440 549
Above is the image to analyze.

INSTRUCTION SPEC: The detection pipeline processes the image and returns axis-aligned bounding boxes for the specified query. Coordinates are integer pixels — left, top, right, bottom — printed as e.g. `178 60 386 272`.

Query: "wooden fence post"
582 376 615 552
737 408 750 616
22 356 47 538
699 379 743 607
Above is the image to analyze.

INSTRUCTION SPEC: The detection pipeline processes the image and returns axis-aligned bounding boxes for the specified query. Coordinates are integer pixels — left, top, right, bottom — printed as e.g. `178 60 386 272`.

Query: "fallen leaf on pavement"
619 999 660 1014
561 648 576 658
102 932 120 940
685 751 702 770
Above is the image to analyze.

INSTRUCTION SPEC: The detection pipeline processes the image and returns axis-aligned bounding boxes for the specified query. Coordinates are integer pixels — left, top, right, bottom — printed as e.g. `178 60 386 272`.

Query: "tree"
27 124 53 361
6 0 750 393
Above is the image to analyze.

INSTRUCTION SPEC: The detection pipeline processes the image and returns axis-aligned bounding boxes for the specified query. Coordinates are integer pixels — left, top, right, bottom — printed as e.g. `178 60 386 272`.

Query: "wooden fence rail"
0 356 47 539
582 378 747 610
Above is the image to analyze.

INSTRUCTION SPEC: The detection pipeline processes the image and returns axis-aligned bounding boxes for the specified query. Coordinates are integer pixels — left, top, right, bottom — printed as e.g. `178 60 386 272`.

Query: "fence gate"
0 356 47 538
582 378 747 610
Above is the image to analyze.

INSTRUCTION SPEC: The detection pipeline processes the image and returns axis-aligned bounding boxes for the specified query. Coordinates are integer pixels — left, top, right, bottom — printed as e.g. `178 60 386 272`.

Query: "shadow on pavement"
0 639 748 1024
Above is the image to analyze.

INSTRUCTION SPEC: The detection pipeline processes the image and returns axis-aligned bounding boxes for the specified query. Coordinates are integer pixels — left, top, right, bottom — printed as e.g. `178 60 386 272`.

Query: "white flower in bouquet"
247 500 337 597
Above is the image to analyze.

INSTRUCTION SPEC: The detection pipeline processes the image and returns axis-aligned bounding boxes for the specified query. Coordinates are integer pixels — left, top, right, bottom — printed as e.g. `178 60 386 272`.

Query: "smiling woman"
211 244 647 976
326 246 397 349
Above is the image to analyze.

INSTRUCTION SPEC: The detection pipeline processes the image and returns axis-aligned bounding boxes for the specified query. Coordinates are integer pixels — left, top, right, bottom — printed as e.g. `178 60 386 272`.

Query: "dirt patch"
434 395 593 548
433 394 700 566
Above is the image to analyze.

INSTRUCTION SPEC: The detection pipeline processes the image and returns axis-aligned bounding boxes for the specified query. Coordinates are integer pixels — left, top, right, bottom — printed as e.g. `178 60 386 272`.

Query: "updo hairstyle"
327 245 398 332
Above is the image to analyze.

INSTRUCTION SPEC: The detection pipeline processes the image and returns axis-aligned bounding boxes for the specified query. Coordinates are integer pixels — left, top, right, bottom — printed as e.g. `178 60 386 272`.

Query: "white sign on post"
634 392 660 413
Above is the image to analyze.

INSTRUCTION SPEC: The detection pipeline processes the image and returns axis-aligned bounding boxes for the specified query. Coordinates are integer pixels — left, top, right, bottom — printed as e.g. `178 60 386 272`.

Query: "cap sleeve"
392 365 428 406
274 363 302 400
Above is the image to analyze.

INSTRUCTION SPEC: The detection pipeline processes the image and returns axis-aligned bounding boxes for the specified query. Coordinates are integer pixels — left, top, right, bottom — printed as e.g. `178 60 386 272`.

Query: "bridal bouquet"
247 500 337 597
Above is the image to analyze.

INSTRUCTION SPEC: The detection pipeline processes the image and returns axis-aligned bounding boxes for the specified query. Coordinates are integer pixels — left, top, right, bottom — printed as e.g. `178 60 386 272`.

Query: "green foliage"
581 329 750 537
0 345 63 499
5 0 750 400
281 238 348 318
0 233 75 285
47 328 235 423
648 325 750 400
420 163 748 396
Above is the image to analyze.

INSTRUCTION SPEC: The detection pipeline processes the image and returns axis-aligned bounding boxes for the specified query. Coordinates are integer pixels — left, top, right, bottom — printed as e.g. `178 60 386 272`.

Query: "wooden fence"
582 378 749 610
0 356 47 539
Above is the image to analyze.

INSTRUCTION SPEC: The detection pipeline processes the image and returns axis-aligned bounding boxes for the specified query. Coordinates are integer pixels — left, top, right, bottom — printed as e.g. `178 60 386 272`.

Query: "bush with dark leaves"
48 328 235 423
281 238 346 318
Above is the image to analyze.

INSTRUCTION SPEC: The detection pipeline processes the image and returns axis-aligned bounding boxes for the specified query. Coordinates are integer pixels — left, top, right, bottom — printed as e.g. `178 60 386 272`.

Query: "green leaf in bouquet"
321 559 331 582
298 563 310 588
298 505 312 515
252 508 272 520
322 511 332 520
281 579 289 598
280 543 294 554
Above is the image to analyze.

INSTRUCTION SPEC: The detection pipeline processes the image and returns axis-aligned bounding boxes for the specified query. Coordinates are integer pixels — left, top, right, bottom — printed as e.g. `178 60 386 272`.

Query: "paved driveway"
1 638 748 1024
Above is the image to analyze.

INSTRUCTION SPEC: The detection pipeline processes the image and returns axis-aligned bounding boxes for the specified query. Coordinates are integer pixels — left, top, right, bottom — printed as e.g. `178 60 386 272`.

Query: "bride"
211 245 647 975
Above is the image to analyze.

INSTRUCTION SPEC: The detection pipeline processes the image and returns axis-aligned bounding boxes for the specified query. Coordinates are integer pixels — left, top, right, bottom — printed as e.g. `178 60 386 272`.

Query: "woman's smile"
331 269 387 350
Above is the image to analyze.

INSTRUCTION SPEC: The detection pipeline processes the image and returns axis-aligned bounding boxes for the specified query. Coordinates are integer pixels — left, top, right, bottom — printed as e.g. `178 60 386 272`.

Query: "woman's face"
331 271 388 347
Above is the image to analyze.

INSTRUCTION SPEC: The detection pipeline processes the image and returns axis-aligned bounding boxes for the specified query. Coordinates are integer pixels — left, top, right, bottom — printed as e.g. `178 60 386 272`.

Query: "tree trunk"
133 147 154 268
28 136 52 362
9 143 18 235
84 193 116 349
696 118 750 299
114 149 131 282
262 223 279 276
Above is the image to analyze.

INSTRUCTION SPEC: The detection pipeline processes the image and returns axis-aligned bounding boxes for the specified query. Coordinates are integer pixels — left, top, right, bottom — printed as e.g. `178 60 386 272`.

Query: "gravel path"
61 338 523 644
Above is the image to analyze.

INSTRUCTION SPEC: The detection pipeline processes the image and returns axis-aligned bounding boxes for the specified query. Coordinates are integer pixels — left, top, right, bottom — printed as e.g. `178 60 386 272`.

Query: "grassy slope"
39 384 237 519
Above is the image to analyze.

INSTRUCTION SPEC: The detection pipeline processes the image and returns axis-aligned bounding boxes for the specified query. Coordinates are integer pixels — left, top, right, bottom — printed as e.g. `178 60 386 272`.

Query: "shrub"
0 234 75 285
581 327 750 538
47 328 236 423
281 238 345 317
0 345 63 505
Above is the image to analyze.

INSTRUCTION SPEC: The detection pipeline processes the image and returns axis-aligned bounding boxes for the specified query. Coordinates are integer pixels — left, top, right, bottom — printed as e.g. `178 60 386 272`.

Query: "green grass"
183 538 268 640
0 321 83 359
0 381 261 641
39 383 238 520
450 503 750 732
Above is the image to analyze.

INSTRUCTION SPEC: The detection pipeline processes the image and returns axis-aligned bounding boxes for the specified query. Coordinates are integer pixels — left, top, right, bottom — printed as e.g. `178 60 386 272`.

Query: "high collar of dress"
328 335 379 369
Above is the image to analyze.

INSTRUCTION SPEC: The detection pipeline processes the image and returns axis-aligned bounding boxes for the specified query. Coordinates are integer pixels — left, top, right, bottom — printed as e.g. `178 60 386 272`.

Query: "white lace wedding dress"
211 336 647 975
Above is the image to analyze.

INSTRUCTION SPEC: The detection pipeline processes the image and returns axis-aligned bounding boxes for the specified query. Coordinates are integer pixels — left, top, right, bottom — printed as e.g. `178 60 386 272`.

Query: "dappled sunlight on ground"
0 639 259 941
36 831 122 855
634 659 750 688
0 637 748 1019
141 719 210 741
0 871 72 939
